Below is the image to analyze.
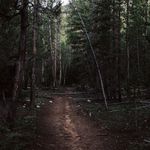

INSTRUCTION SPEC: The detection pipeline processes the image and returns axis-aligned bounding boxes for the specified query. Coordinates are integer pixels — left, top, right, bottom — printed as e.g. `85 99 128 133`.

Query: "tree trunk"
57 16 62 86
53 32 57 87
8 0 28 126
126 0 130 99
48 19 54 86
52 18 57 88
30 0 38 108
59 48 62 85
41 59 45 84
113 0 122 101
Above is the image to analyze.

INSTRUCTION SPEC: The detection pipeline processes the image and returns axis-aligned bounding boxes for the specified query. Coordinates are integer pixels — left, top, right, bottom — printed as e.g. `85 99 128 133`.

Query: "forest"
0 0 150 150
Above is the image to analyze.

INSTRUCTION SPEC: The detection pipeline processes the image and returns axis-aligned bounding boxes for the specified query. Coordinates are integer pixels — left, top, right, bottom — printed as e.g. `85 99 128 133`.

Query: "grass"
76 99 150 150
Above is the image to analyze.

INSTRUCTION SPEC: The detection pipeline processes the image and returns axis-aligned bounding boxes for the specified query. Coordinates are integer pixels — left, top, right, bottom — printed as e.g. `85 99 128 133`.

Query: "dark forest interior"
0 0 150 150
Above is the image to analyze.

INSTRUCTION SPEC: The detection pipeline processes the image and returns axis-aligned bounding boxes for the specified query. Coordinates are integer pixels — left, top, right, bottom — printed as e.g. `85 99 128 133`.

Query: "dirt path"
36 90 114 150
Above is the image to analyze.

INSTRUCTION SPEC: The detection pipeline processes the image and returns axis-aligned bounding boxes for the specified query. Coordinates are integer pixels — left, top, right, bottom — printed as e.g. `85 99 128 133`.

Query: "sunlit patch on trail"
63 100 83 150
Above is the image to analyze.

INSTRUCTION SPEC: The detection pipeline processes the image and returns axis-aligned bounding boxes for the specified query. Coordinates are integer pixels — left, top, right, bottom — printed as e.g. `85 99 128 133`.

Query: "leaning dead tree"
70 0 108 110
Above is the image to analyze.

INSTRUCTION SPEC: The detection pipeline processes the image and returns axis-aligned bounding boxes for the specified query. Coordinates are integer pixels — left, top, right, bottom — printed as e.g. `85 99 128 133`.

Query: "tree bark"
8 0 28 126
126 0 130 99
30 0 38 108
113 0 122 101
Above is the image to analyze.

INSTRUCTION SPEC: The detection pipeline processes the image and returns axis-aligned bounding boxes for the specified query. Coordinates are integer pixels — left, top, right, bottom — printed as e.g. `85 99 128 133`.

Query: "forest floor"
1 87 150 150
35 87 126 150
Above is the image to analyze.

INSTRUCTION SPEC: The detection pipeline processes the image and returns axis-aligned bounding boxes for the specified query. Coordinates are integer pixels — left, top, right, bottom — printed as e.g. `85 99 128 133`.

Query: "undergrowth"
76 99 150 150
0 103 36 150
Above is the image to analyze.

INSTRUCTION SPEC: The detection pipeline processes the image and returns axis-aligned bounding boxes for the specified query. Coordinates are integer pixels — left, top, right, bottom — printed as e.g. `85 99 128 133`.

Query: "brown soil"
36 89 115 150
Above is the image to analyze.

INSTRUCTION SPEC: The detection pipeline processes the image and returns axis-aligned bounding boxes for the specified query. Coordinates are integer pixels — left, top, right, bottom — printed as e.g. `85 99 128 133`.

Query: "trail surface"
36 89 114 150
